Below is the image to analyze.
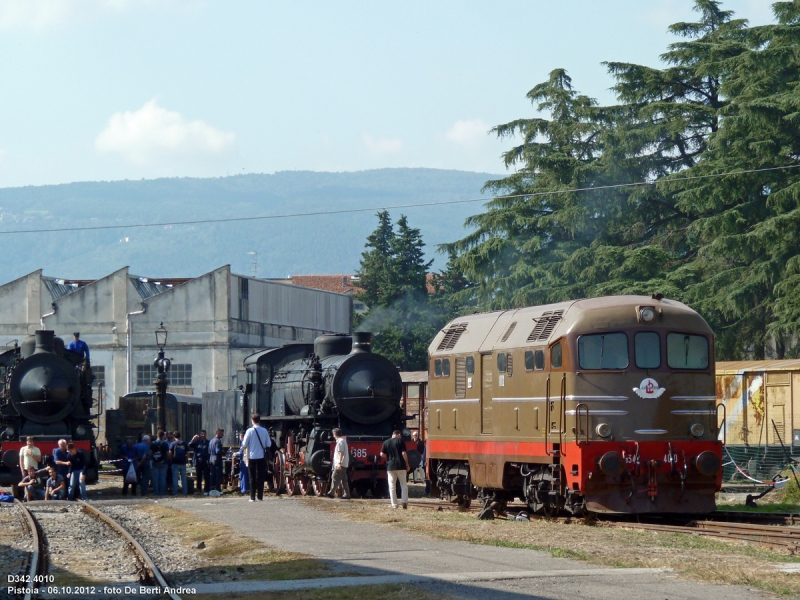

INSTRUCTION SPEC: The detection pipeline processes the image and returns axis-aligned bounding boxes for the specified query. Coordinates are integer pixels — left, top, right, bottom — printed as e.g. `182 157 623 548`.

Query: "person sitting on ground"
19 436 42 479
67 443 88 501
19 466 46 502
381 430 410 509
327 428 351 500
45 465 66 500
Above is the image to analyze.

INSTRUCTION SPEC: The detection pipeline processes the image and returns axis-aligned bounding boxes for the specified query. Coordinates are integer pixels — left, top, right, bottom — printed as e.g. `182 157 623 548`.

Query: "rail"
15 501 42 600
78 501 182 600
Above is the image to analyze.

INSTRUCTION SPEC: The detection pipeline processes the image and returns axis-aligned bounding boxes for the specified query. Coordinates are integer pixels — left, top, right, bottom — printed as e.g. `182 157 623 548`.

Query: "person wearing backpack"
240 414 272 502
168 431 189 496
150 430 169 496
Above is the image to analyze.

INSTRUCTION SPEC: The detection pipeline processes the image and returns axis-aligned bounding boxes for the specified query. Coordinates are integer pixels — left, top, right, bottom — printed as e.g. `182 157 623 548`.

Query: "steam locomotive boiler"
205 332 408 497
0 330 99 487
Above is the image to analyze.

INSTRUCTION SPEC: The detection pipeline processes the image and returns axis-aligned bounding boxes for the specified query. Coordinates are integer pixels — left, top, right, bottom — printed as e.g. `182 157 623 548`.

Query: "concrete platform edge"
192 567 669 594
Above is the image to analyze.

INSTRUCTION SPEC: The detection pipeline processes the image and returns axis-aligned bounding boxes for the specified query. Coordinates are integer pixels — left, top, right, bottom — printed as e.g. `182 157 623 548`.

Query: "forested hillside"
0 169 492 283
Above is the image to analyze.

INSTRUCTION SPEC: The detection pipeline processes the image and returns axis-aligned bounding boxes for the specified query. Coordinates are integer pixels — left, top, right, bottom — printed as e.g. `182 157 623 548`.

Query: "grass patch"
192 583 451 600
717 502 800 513
136 504 335 582
303 497 800 597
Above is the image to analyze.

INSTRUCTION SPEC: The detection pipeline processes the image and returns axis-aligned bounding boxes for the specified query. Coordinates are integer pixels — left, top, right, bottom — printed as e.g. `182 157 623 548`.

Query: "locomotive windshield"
578 333 628 369
667 333 709 369
634 332 661 368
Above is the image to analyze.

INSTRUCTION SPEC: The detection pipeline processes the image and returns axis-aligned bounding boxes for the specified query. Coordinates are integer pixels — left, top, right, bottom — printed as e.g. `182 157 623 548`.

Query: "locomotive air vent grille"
506 354 513 376
501 321 517 342
437 322 468 351
527 310 564 342
455 357 467 399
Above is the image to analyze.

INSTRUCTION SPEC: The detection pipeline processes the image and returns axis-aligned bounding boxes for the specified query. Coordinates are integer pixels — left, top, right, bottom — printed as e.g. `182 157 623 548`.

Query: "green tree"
355 213 443 370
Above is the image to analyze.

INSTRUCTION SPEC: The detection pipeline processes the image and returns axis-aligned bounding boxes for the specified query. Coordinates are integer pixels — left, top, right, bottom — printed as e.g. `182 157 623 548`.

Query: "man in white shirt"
327 428 351 500
240 414 272 502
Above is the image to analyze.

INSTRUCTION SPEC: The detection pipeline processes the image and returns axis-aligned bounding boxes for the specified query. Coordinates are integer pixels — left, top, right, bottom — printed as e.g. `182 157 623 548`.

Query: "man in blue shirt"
52 439 71 483
66 332 90 361
136 435 151 496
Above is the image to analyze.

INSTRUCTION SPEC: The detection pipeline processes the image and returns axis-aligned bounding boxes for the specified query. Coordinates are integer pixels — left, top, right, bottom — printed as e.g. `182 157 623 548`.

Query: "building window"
91 365 105 387
137 363 192 387
171 363 193 386
239 277 249 321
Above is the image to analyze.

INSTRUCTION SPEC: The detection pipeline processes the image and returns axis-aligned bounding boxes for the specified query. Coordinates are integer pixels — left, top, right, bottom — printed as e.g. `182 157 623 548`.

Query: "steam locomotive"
204 332 410 497
0 330 99 487
427 296 722 516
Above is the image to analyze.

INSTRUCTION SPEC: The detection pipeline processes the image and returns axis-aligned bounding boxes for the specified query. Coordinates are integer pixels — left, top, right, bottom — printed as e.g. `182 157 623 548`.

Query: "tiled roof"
286 275 363 295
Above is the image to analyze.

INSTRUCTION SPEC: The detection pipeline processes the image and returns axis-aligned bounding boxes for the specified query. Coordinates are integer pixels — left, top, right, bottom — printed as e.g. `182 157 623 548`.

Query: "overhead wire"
1 162 799 236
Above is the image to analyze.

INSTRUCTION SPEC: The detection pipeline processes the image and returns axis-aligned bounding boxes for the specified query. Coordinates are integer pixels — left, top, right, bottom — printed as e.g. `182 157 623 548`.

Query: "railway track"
14 500 180 600
358 497 800 550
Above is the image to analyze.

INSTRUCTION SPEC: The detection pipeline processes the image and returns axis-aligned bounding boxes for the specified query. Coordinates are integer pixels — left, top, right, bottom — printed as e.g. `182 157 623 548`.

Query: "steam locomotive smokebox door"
333 354 399 425
10 352 81 424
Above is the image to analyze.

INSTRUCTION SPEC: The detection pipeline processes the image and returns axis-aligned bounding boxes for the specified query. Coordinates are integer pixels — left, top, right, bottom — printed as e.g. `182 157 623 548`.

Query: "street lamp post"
154 322 170 433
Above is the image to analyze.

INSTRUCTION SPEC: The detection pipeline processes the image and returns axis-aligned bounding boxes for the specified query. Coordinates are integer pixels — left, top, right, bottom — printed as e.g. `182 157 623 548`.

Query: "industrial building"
0 265 352 408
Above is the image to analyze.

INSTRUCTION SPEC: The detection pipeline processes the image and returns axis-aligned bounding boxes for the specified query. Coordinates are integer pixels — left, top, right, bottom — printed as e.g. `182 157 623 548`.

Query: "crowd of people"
17 437 89 502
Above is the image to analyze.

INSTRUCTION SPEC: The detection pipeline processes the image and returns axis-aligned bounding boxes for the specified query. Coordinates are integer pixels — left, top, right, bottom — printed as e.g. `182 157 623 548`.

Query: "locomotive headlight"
4 426 14 437
75 426 86 437
596 423 612 438
690 423 705 438
639 307 656 323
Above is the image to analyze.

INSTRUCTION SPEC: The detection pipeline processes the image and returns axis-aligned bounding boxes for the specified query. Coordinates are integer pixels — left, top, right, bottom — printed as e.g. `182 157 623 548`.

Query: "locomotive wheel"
311 477 329 497
297 475 311 496
285 474 298 496
273 452 286 494
455 495 471 510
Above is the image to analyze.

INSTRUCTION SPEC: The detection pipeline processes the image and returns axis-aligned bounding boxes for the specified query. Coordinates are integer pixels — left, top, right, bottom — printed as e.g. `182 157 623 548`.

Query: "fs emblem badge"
633 377 665 399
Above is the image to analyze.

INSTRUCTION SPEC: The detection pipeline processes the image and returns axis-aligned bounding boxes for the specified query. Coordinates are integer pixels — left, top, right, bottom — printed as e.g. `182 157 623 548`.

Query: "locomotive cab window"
635 332 661 369
525 350 534 371
578 333 628 370
535 349 544 370
497 352 507 373
434 359 442 377
466 356 475 375
442 357 451 377
667 333 709 369
551 342 562 369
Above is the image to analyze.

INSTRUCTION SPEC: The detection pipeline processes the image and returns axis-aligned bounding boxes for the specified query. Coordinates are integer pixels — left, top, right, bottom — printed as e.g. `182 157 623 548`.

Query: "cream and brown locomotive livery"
426 295 723 515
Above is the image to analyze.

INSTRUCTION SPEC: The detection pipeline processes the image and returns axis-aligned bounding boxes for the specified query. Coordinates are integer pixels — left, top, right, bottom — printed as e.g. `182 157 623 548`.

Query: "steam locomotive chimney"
351 331 372 353
33 330 55 354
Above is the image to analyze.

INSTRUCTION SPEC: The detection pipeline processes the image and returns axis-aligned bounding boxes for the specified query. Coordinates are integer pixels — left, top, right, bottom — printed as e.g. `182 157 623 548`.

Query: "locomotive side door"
481 354 493 434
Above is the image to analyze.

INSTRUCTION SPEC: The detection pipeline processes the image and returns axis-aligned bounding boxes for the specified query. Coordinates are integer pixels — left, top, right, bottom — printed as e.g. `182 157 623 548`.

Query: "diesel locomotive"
0 330 99 487
427 295 723 515
204 332 410 497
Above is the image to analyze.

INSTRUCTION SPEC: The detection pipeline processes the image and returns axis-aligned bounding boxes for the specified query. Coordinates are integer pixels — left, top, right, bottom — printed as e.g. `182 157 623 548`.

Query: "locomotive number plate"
350 447 369 458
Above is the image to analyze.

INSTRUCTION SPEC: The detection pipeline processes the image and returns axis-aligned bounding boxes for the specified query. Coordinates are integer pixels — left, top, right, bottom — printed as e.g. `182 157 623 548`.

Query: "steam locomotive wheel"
297 475 312 496
273 452 286 494
311 477 329 496
285 473 298 496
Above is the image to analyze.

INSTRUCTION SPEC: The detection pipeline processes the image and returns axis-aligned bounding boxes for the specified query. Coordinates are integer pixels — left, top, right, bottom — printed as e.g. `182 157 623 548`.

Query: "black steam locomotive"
204 332 410 497
0 330 99 487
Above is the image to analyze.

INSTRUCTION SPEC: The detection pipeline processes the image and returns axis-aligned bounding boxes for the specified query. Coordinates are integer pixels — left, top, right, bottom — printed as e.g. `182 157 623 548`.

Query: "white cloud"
96 99 234 165
445 119 490 148
362 134 403 156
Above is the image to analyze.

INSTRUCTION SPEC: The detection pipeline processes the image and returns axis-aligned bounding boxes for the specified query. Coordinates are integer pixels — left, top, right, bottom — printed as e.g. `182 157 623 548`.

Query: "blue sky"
0 0 776 188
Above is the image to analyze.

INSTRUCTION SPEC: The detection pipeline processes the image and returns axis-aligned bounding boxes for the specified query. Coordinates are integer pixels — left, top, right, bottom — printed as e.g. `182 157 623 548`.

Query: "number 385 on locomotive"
426 295 723 515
